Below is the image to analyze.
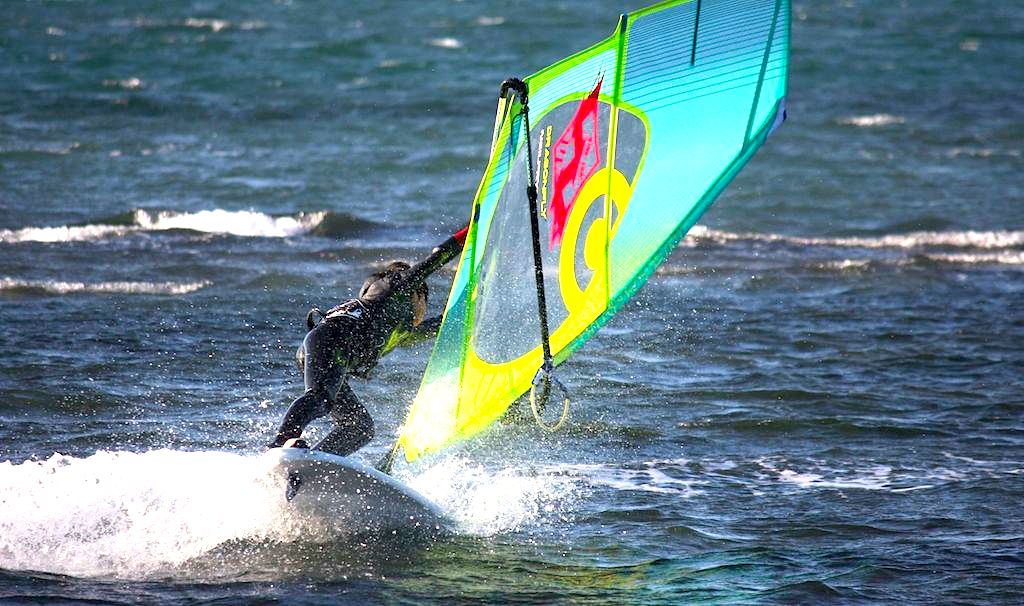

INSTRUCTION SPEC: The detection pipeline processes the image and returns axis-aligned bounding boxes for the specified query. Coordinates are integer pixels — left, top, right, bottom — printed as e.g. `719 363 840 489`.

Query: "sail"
398 0 790 461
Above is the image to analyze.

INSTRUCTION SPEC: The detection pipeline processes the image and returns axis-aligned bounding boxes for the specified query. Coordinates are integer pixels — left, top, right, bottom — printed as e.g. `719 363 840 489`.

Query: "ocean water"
1 0 1022 604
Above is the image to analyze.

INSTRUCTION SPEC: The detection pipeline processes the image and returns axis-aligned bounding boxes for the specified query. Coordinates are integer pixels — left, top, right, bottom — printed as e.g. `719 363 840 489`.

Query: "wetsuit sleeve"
403 315 442 344
396 224 469 294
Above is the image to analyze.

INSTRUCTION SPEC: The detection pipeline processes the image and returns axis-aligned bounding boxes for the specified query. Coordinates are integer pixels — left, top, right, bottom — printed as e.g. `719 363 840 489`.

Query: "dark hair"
360 261 427 301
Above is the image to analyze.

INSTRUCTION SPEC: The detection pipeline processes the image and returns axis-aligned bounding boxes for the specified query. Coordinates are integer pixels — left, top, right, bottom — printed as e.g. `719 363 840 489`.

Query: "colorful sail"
398 0 791 461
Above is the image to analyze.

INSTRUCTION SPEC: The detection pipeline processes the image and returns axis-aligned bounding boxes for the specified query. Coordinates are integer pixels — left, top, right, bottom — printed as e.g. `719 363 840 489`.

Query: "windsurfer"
267 226 468 456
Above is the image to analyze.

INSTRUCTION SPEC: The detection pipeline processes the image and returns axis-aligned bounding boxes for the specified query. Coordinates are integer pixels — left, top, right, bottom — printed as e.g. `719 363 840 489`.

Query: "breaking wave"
0 278 211 296
837 113 905 127
688 225 1024 251
667 226 1024 271
923 251 1024 266
0 209 377 244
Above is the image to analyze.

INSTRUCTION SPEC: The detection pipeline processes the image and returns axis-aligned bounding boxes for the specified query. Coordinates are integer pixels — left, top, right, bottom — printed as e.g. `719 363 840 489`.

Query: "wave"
132 209 324 237
837 113 905 127
428 37 463 49
688 225 1024 251
0 209 379 244
814 259 875 271
109 17 268 33
673 225 1024 269
813 254 1024 270
6 210 1019 270
924 251 1024 266
0 278 211 295
476 16 506 26
0 142 82 157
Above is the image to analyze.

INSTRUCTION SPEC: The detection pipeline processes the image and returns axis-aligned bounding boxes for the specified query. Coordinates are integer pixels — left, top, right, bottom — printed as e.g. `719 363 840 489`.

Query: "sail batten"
398 0 791 462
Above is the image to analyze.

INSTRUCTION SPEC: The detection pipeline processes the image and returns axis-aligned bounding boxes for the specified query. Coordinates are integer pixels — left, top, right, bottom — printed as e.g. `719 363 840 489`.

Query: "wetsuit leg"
314 381 375 457
268 321 348 447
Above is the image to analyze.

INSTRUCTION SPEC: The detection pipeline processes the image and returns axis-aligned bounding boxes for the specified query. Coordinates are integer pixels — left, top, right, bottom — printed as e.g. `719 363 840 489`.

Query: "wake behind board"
265 447 451 535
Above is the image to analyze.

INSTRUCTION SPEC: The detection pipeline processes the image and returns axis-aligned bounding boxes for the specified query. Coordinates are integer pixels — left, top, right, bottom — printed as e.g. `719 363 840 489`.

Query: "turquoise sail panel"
610 0 790 295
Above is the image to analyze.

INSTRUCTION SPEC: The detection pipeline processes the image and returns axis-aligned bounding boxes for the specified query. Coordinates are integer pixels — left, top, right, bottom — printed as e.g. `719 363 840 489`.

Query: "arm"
397 224 469 294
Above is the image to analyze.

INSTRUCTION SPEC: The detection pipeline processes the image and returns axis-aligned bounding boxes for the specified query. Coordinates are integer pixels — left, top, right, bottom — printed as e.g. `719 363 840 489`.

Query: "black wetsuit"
267 231 465 456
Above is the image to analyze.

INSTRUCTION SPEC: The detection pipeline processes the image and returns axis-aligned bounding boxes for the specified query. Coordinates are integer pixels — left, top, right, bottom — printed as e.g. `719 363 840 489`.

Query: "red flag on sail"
548 78 603 250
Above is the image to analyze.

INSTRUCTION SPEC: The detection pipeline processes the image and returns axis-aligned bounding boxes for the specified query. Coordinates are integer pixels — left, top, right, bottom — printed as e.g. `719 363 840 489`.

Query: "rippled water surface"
2 0 1022 604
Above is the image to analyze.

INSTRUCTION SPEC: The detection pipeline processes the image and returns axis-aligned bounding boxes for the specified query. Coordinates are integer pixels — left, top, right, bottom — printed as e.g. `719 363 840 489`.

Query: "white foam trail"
102 77 143 90
837 114 905 127
0 450 296 579
476 16 506 26
0 209 326 243
0 278 211 295
750 457 1009 493
755 458 901 491
0 142 81 156
925 251 1024 266
183 17 230 32
775 466 896 491
688 225 1024 250
557 461 707 497
946 147 1020 159
816 259 873 270
428 37 462 49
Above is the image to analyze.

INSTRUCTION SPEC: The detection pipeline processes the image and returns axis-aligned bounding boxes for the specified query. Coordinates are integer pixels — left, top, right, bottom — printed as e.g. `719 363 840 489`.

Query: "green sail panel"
399 0 790 462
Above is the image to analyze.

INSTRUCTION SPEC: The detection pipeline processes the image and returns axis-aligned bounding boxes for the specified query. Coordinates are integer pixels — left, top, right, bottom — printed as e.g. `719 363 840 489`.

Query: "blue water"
2 1 1022 604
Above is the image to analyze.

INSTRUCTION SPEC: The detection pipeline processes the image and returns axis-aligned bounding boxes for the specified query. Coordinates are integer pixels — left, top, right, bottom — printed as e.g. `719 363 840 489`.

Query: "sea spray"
0 448 582 579
399 454 580 535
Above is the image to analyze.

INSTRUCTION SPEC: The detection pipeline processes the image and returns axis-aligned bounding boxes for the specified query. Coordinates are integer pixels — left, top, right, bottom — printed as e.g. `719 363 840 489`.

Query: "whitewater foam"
133 209 324 238
429 37 463 49
816 259 873 271
0 450 293 579
0 278 211 295
557 461 707 498
925 251 1024 266
0 449 581 579
688 225 1024 251
0 209 326 243
476 16 506 26
747 456 1018 493
0 142 81 156
837 114 905 127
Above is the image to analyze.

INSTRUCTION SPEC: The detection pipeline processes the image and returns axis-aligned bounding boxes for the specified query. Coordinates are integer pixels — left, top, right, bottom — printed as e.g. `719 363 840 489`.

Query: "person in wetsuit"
267 226 468 456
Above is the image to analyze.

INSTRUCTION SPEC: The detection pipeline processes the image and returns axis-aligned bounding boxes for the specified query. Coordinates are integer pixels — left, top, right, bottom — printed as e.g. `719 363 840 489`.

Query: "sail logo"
556 104 648 318
537 125 553 219
548 79 603 250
